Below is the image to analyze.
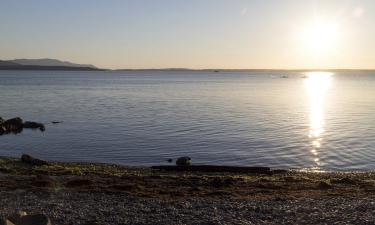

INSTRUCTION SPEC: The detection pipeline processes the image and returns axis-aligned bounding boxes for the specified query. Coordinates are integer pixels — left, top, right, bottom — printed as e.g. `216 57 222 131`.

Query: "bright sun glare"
304 72 333 168
302 21 339 54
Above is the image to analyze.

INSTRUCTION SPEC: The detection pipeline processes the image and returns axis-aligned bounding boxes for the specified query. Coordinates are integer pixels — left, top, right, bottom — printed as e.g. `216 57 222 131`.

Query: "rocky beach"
0 156 375 225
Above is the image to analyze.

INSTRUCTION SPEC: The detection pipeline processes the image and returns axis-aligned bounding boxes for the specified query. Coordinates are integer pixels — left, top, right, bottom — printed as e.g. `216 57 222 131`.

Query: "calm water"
0 70 374 171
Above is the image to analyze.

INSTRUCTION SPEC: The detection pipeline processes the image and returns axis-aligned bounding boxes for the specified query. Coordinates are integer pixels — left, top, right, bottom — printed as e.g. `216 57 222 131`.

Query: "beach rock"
1 117 23 134
0 117 45 135
176 157 191 166
318 180 333 189
21 154 49 166
23 121 45 131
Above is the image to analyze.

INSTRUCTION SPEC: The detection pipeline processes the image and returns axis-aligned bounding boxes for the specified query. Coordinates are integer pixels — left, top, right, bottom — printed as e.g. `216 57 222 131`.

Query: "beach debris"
23 121 45 131
21 154 49 166
176 157 191 166
0 117 45 135
3 211 51 225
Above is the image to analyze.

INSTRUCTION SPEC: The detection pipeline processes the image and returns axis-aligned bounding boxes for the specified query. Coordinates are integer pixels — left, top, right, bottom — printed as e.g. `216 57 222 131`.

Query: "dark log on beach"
151 165 272 174
21 154 49 166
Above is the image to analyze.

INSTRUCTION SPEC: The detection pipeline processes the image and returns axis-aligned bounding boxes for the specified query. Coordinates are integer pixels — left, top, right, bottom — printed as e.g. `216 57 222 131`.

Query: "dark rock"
21 154 49 166
318 180 333 189
1 117 23 134
167 158 173 163
176 157 191 166
2 117 23 129
51 121 62 124
0 117 45 135
23 121 45 131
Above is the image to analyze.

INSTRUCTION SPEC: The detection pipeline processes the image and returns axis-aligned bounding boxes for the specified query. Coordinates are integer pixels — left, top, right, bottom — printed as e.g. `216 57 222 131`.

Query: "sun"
302 21 339 55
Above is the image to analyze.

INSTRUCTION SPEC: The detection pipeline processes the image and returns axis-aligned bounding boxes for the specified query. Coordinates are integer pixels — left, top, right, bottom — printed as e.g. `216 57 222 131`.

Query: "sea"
0 70 374 171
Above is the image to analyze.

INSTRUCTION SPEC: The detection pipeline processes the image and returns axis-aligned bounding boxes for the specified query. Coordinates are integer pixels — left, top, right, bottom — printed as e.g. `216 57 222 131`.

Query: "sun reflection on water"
304 72 333 169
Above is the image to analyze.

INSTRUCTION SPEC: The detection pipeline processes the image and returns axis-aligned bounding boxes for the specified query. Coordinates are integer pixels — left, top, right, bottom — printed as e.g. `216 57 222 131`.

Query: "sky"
0 0 374 69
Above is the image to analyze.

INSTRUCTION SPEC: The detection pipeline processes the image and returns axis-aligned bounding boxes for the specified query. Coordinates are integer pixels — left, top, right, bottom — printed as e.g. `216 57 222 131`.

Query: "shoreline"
1 156 375 224
1 155 375 198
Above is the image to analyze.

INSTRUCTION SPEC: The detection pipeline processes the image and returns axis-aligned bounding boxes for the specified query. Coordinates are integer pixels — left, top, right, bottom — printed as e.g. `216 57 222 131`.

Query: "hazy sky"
1 0 374 69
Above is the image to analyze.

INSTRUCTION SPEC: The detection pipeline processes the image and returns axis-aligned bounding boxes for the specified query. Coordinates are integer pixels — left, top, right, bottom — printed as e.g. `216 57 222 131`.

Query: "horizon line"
112 68 375 71
2 58 375 71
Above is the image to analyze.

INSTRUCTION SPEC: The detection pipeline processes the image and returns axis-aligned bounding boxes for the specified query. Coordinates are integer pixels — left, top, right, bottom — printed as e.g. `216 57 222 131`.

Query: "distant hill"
0 60 20 67
9 58 97 69
0 59 103 71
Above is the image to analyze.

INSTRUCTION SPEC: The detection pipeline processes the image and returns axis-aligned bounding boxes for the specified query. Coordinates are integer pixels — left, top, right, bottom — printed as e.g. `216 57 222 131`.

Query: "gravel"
0 190 374 225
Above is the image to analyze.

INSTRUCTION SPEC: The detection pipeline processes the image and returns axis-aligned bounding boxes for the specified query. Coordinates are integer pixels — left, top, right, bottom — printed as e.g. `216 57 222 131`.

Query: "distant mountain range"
0 58 103 71
1 59 374 72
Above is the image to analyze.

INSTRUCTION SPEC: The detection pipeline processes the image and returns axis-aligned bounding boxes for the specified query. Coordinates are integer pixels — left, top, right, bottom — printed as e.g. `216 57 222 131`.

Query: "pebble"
0 191 374 225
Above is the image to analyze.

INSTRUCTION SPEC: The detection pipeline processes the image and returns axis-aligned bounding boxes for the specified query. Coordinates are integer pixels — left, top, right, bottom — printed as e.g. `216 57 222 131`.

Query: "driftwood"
151 165 280 174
